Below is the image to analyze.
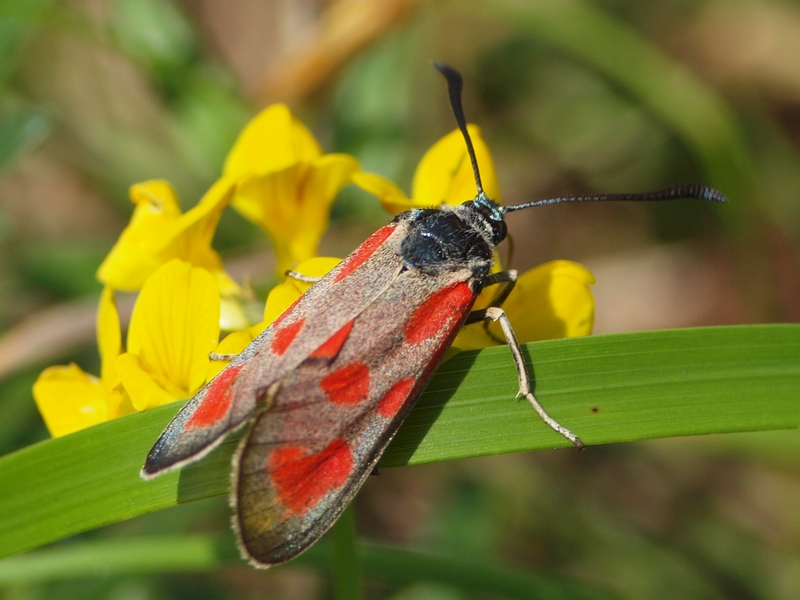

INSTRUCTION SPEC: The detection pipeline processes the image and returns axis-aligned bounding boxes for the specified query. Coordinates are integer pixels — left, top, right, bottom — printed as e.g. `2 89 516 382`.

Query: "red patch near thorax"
321 363 370 405
185 363 244 430
271 318 305 356
334 225 395 283
405 282 474 345
269 439 354 515
378 378 415 418
310 320 354 360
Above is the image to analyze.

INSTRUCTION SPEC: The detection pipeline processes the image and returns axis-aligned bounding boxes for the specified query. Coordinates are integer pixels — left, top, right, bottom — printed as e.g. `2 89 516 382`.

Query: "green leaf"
0 325 798 562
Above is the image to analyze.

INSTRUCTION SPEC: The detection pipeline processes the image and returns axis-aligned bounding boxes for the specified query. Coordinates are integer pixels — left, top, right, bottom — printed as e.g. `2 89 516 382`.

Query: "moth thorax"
399 206 494 273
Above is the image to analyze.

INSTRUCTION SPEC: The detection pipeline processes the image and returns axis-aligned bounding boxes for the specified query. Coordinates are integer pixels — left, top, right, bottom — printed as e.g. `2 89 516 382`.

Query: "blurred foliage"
0 0 799 598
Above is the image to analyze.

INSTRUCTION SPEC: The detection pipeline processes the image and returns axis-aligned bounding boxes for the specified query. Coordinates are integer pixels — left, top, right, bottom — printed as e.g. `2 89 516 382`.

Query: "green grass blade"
0 325 797 561
331 504 364 600
386 324 800 465
0 536 233 582
0 536 618 599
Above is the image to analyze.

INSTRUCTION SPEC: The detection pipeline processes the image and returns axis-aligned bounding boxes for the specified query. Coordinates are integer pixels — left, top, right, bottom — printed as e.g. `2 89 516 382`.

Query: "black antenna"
503 185 728 213
434 62 485 198
433 63 728 211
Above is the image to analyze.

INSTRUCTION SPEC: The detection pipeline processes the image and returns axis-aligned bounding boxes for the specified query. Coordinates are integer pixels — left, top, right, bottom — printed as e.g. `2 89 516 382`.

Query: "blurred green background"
1 0 798 598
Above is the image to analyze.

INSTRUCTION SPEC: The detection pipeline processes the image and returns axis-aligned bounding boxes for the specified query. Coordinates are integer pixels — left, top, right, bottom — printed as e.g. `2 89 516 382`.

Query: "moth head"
469 193 507 246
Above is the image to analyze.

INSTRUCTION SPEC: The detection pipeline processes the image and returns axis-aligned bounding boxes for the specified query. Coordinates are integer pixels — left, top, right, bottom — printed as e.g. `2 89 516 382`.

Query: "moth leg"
465 270 517 344
481 269 518 308
209 353 239 361
285 270 322 283
468 306 585 449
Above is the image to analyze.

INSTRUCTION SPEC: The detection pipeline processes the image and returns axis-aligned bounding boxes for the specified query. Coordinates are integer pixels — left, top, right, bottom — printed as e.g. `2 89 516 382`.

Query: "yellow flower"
353 125 501 214
116 260 220 411
96 178 238 295
34 261 221 437
33 288 131 437
96 178 249 331
222 104 359 275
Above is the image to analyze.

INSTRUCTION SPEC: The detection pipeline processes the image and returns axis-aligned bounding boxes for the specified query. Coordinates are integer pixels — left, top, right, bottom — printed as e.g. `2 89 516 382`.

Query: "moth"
142 63 726 567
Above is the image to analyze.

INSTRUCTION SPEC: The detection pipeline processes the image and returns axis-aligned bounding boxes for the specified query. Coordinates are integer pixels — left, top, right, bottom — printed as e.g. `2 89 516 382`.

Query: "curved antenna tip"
433 62 484 197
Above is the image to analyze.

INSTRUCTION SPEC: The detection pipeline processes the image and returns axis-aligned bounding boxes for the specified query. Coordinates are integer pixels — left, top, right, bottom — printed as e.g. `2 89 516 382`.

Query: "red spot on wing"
321 362 370 405
185 363 244 430
378 378 415 418
405 282 474 345
310 319 355 360
334 225 395 283
269 439 354 515
271 318 305 356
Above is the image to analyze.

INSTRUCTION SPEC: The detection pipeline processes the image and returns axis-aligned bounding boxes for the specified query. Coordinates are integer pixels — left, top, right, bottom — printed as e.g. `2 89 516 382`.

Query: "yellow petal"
497 260 595 342
224 104 322 179
292 256 342 280
116 352 179 411
233 154 358 273
97 287 122 391
451 317 499 352
263 283 302 327
205 327 260 381
33 364 109 437
97 178 237 293
351 171 411 215
107 388 135 419
155 176 238 292
411 125 501 207
127 260 221 399
127 179 183 221
97 180 181 290
219 294 258 333
232 164 302 226
217 329 256 357
263 257 341 324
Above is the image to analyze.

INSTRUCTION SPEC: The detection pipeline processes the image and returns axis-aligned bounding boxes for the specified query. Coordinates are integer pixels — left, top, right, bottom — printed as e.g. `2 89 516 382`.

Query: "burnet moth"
141 63 727 567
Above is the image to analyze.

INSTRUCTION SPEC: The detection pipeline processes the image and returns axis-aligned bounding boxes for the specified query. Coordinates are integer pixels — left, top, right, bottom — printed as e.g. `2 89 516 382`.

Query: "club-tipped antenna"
434 62 485 198
502 184 728 213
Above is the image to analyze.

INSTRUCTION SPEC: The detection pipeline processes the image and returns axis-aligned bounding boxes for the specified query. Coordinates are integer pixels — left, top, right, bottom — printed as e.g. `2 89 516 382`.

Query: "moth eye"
492 219 507 243
476 203 507 243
